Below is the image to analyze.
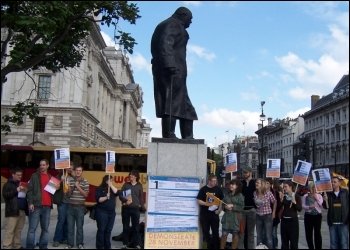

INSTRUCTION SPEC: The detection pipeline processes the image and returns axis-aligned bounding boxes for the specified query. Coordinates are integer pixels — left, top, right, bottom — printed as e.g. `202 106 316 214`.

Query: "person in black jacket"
241 166 256 249
95 175 119 249
2 167 28 249
197 174 224 249
120 170 145 249
323 176 349 249
151 6 198 139
280 180 302 249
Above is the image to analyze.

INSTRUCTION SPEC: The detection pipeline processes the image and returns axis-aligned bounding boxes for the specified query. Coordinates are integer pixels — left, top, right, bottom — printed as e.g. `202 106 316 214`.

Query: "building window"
37 75 51 100
34 117 46 132
342 108 347 121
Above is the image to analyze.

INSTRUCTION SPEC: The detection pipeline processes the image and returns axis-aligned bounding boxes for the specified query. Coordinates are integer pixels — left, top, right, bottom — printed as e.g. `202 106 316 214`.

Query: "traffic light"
299 136 310 161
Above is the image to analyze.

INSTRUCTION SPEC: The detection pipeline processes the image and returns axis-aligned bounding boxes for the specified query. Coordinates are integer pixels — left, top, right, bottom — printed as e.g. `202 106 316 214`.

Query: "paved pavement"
1 204 331 249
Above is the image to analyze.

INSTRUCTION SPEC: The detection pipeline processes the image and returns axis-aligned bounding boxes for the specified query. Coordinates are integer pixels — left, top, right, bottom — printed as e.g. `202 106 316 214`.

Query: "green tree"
1 1 140 133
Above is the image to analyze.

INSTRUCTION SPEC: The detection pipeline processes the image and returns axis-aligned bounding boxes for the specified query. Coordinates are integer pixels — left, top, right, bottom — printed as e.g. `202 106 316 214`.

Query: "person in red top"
26 159 60 249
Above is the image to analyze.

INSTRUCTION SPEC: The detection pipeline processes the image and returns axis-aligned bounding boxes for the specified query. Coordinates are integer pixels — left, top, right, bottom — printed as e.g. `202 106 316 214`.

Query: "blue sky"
100 1 349 147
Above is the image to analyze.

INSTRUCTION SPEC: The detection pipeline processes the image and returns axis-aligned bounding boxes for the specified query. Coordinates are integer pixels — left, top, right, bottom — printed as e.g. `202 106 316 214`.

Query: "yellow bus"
1 144 216 206
1 144 148 206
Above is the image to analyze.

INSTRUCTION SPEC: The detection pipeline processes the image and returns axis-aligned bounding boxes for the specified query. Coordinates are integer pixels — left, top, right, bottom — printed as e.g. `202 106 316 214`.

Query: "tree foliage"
1 1 140 133
1 102 39 134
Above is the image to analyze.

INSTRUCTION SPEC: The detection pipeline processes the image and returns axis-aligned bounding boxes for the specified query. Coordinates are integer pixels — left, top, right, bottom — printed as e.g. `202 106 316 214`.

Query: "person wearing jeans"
65 165 89 249
323 176 349 249
53 202 68 245
67 204 86 248
26 206 51 249
26 159 59 249
253 178 276 249
329 224 349 249
270 179 283 249
53 164 75 247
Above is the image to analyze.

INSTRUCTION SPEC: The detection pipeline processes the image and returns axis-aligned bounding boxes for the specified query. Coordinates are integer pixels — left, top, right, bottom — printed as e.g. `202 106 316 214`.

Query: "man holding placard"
66 165 89 249
53 162 75 247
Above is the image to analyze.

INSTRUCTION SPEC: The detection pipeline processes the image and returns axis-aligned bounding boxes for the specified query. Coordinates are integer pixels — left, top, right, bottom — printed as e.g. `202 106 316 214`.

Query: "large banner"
292 160 312 186
225 153 237 173
312 168 333 193
266 159 281 178
54 148 70 169
144 176 200 249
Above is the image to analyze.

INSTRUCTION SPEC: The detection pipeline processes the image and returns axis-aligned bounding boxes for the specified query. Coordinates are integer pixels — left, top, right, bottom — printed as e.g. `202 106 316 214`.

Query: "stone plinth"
147 138 207 182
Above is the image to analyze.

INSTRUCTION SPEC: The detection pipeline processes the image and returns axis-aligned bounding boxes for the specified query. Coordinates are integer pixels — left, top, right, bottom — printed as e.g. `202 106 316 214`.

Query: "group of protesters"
2 159 348 249
2 160 145 249
196 166 349 249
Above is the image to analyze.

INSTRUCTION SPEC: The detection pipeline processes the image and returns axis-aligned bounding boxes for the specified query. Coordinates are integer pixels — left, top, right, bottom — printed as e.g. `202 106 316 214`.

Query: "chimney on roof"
268 117 272 126
311 95 320 109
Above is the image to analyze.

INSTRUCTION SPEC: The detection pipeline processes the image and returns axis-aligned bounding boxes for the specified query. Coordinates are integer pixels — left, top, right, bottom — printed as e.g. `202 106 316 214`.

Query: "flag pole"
108 174 111 197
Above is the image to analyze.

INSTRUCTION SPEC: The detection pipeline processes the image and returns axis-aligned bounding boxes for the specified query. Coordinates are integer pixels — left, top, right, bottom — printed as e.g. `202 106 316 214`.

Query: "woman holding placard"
280 180 302 249
95 175 118 249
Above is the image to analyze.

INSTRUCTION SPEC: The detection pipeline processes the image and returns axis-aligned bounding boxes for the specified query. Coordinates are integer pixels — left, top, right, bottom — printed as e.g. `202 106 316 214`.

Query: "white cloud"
284 107 310 119
199 108 261 136
100 31 118 49
323 25 349 61
147 117 162 139
188 44 216 61
302 2 349 30
129 53 152 75
288 87 310 100
276 4 349 100
276 51 348 98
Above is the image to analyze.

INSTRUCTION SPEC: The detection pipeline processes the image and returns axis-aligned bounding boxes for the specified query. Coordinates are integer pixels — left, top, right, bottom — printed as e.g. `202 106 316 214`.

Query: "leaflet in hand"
44 176 61 194
122 189 131 199
208 205 218 211
122 189 132 202
18 182 28 198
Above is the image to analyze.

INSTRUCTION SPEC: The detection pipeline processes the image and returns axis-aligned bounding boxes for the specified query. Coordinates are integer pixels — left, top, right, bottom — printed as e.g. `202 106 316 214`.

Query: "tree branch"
1 28 13 64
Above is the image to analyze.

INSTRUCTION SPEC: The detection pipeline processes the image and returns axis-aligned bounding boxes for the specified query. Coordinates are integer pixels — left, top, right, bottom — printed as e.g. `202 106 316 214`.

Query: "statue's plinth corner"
151 137 205 144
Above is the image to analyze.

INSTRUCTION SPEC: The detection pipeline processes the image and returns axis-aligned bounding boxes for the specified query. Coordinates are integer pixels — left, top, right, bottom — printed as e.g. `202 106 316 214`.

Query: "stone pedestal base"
147 137 207 183
146 138 207 249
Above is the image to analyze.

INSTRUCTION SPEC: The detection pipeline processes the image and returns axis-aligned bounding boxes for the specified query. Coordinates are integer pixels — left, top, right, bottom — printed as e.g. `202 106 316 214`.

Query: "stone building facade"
239 136 259 178
303 75 349 177
1 24 151 148
255 74 349 178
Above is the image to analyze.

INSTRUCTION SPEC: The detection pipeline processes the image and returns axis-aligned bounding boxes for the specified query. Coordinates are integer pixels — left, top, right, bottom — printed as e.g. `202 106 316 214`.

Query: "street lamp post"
259 101 266 178
221 144 225 187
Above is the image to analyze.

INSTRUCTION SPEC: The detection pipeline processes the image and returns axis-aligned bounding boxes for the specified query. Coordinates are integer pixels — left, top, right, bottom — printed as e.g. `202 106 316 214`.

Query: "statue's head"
173 7 192 28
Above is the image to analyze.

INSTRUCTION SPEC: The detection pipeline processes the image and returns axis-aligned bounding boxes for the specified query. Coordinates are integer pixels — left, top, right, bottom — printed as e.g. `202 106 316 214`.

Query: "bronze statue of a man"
151 7 198 139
